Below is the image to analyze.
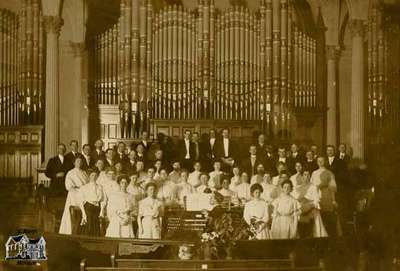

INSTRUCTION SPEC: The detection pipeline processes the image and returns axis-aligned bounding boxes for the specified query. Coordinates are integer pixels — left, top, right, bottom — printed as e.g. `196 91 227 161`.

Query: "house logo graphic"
5 234 47 260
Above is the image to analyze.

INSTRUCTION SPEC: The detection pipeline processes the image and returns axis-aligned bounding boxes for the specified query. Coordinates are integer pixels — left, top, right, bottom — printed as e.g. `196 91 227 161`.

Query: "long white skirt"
138 216 161 239
105 214 135 238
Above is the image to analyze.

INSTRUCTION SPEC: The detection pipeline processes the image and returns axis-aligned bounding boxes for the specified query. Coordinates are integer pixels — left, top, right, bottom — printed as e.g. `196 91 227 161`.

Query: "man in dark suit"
45 143 69 196
338 143 351 165
214 128 236 171
326 145 343 176
104 148 115 168
200 129 217 171
92 139 105 162
264 144 276 175
115 142 129 165
178 130 195 171
304 150 318 173
81 144 95 170
192 132 201 162
139 131 152 154
287 143 305 173
64 140 83 171
275 146 292 174
125 150 137 175
241 145 264 177
255 134 267 161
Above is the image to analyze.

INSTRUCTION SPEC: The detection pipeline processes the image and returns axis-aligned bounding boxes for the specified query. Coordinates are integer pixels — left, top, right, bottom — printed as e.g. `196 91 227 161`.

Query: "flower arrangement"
200 211 254 259
201 232 219 242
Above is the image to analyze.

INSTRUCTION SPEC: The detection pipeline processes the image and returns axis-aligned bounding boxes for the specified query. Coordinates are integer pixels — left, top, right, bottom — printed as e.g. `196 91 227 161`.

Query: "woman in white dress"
59 157 88 235
138 182 164 239
229 166 241 190
105 175 136 238
157 169 178 206
233 172 251 204
196 173 210 194
261 173 281 204
243 183 271 240
177 170 194 206
271 180 301 239
188 161 202 188
80 170 105 236
127 173 145 202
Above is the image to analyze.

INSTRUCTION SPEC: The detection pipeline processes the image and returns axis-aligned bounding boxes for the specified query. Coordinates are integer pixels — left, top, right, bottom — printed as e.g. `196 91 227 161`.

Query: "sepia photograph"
0 0 399 270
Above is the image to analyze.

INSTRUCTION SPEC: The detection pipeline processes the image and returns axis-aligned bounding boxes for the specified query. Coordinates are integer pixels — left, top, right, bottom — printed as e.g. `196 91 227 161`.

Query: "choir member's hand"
81 215 87 225
332 201 338 209
56 172 65 178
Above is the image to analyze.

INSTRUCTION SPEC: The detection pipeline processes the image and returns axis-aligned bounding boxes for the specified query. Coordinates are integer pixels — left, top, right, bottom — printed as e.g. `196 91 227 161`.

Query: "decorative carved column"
349 19 365 159
71 42 88 145
43 16 63 161
326 45 340 146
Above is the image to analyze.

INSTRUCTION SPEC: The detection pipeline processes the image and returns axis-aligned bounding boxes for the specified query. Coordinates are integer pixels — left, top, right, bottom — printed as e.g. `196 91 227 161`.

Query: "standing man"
287 143 304 173
45 144 69 196
215 128 236 171
139 131 152 154
201 129 217 171
92 139 105 162
115 142 129 165
81 144 95 170
192 132 201 162
178 130 195 170
64 140 83 171
104 148 115 168
255 134 267 161
241 145 264 177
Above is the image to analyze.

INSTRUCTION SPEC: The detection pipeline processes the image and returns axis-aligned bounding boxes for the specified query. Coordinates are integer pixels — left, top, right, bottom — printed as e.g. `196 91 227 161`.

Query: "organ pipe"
90 0 320 137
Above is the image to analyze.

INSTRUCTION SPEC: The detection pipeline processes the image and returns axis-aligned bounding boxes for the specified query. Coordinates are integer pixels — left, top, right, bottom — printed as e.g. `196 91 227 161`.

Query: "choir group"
45 129 351 240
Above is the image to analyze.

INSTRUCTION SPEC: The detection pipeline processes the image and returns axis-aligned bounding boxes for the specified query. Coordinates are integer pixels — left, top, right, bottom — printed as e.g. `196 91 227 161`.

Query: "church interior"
1 0 400 270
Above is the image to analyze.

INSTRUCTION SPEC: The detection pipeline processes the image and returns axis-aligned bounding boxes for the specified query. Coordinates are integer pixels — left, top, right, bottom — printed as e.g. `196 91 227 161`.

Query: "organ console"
91 0 322 144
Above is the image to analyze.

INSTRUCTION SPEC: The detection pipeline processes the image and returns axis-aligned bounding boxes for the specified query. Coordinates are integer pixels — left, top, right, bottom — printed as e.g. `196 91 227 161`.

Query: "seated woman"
59 156 88 235
243 183 271 240
196 173 210 194
138 182 164 239
157 169 178 206
80 169 105 236
105 175 136 238
177 170 194 206
233 172 251 204
218 175 239 206
271 180 301 239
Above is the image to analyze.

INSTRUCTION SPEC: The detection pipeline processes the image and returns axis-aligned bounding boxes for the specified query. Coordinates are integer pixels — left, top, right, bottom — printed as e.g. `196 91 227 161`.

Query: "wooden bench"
81 258 326 271
80 253 326 271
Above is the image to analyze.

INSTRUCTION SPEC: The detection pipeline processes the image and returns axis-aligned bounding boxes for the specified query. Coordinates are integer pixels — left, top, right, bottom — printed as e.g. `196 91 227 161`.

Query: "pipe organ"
0 1 45 182
92 0 320 141
0 9 18 127
367 5 400 145
0 0 45 128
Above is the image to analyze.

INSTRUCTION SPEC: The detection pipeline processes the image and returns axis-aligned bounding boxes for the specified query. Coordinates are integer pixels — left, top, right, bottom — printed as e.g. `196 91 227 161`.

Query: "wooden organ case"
89 0 326 148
